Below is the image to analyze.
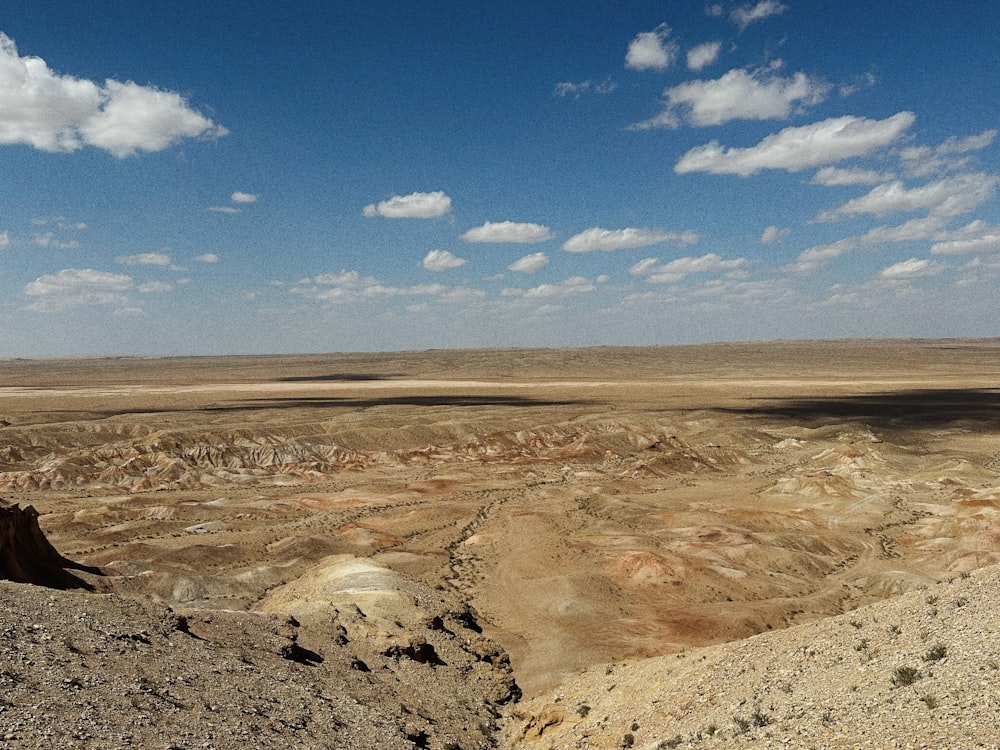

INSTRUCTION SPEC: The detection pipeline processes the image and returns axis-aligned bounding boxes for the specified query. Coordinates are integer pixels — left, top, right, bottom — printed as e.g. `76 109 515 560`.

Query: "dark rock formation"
0 503 102 589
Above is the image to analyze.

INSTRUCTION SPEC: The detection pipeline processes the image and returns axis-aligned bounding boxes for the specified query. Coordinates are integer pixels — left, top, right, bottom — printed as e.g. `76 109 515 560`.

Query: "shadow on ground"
717 388 1000 427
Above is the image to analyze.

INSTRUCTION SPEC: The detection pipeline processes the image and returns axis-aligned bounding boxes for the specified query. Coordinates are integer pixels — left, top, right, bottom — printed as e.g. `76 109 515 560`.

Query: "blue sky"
2 1 999 356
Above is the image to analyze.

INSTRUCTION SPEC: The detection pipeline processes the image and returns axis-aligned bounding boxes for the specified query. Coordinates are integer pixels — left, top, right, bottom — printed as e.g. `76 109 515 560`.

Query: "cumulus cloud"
562 227 698 253
811 166 895 186
625 24 678 72
633 65 829 129
195 253 219 263
0 34 226 157
23 268 132 311
231 191 257 203
116 252 171 266
508 252 549 273
931 221 1000 255
362 190 452 219
629 252 747 283
422 249 466 271
461 221 553 244
675 111 915 176
816 172 999 221
731 1 788 30
878 257 947 281
759 225 789 244
686 41 722 71
502 276 597 299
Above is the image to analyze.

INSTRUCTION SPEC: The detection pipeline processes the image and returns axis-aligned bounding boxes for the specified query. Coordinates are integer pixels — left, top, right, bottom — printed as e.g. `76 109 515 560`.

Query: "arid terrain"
2 339 1000 748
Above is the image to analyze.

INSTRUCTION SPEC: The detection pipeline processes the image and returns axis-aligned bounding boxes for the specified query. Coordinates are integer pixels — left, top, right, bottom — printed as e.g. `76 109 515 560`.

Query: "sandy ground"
2 339 1000 704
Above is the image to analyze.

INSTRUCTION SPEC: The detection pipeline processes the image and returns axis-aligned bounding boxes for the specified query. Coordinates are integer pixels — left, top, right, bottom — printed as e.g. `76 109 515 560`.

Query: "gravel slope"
504 564 1000 749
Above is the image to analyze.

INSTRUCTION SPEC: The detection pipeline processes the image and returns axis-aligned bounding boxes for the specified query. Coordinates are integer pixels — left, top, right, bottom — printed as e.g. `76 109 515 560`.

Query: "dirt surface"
2 339 1000 746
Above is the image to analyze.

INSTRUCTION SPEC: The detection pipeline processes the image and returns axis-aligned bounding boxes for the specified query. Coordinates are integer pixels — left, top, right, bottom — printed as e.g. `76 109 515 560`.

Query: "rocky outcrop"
0 503 102 589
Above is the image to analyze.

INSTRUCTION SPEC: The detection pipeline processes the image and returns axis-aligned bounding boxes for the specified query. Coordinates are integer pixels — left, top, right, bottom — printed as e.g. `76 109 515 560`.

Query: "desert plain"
2 339 1000 748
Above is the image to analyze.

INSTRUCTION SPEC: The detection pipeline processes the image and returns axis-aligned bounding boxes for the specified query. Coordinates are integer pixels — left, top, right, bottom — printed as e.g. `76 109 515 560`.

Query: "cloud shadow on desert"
274 373 403 383
716 388 1000 427
202 394 597 412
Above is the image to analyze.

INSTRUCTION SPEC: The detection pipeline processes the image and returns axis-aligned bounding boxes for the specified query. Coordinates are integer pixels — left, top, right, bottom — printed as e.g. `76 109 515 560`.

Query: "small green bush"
891 665 921 687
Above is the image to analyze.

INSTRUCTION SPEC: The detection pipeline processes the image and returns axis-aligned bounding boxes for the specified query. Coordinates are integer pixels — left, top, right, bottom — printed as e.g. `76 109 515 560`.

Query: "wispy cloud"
877 257 947 281
563 227 698 253
461 221 553 244
629 253 747 283
363 190 452 219
31 232 79 249
116 252 171 266
502 276 598 299
931 221 1000 255
731 1 788 31
625 23 678 72
554 78 617 98
900 129 997 177
675 112 915 176
811 166 895 186
759 226 789 244
23 268 133 311
0 33 226 157
815 172 999 221
194 253 219 263
231 191 257 203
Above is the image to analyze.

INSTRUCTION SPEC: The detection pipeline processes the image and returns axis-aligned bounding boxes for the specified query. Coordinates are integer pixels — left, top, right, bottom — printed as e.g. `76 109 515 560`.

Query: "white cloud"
438 288 487 303
634 65 829 129
461 221 553 244
138 280 172 293
508 252 549 273
195 253 219 263
0 230 9 248
502 276 596 299
630 252 747 283
0 34 227 157
362 190 452 218
786 215 952 275
562 227 698 253
759 225 789 244
900 129 997 177
816 172 999 221
731 1 788 30
422 249 466 271
116 252 171 266
292 269 460 304
231 191 257 203
675 112 915 176
878 257 947 281
811 166 894 186
23 268 133 311
208 206 240 214
686 41 722 72
625 24 678 72
931 221 1000 255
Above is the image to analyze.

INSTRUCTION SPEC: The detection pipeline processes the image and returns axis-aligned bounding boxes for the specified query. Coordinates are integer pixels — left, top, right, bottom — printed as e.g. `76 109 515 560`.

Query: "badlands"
1 339 1000 748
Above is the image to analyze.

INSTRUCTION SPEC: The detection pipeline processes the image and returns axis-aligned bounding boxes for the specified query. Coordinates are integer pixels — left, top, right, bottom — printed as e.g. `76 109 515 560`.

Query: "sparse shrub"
575 704 591 718
954 597 968 608
623 732 635 747
923 643 947 662
920 694 938 709
733 716 751 734
887 624 902 635
926 595 939 605
891 665 921 687
850 619 864 629
960 571 971 579
820 708 834 725
631 721 640 732
751 709 771 727
658 736 682 749
705 723 718 736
